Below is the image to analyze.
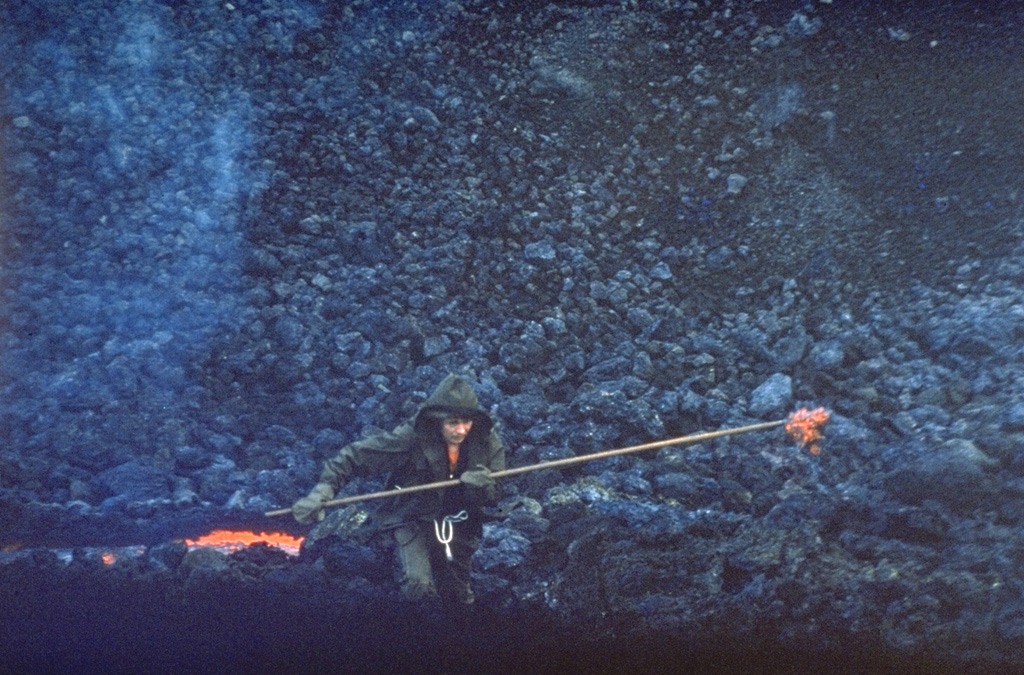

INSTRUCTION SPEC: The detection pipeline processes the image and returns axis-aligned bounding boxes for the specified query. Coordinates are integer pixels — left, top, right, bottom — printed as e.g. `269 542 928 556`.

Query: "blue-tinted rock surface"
2 0 1024 672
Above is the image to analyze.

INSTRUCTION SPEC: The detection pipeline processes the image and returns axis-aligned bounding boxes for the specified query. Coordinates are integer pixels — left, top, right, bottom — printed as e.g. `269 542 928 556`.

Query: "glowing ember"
101 552 118 566
784 407 831 455
185 530 304 556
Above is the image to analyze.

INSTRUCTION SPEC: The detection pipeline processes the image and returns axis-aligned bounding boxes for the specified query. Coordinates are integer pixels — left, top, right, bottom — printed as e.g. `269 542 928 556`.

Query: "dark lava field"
2 0 1024 672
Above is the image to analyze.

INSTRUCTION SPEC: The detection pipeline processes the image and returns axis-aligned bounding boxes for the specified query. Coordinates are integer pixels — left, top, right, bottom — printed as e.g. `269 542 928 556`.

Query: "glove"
292 482 335 524
460 464 499 505
459 465 494 489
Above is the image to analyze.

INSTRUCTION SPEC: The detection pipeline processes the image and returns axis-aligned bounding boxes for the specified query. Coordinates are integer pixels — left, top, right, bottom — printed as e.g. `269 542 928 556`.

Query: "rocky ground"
2 0 1024 672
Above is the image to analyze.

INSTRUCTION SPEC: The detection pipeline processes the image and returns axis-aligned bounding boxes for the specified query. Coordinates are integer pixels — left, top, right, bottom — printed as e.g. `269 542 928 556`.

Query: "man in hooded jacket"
292 374 505 604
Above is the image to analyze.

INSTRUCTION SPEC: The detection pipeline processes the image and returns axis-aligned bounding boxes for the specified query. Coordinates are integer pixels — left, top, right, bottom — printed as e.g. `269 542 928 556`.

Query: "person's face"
441 417 473 445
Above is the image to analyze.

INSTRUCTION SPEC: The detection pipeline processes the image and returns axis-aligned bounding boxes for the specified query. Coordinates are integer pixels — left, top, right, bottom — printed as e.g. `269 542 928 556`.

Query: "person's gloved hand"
460 464 499 505
292 482 334 524
460 465 494 489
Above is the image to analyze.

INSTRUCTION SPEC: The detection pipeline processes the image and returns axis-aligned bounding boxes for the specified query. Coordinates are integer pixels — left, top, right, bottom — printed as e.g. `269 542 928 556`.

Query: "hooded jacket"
317 374 505 528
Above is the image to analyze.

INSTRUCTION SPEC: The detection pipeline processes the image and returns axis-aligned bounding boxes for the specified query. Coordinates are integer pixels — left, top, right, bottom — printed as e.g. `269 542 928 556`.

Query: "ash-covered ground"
2 0 1024 672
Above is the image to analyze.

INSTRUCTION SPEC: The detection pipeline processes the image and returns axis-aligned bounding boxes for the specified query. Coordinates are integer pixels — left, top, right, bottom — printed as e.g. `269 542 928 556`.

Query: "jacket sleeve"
317 421 416 493
487 428 506 473
479 428 506 506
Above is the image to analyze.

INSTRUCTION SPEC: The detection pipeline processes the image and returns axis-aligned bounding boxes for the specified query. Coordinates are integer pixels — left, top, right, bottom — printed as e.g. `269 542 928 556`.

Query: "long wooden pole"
264 419 785 517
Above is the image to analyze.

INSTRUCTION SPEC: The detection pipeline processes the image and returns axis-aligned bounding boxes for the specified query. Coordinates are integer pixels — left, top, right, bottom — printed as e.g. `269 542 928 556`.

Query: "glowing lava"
784 407 831 455
185 530 304 556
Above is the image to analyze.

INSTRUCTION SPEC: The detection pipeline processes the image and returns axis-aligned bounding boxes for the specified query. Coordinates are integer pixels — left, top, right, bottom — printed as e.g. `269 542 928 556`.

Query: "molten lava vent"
184 530 304 556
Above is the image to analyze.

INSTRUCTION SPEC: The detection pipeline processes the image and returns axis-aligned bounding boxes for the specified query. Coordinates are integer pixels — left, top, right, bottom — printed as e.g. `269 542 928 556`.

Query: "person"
292 373 505 605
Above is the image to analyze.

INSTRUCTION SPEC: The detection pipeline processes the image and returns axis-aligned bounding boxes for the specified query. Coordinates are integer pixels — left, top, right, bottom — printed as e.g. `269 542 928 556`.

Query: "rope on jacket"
434 510 469 561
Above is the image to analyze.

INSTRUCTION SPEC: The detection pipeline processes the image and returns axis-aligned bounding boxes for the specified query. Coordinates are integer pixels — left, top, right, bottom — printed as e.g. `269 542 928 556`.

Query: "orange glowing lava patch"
185 530 304 556
785 407 831 455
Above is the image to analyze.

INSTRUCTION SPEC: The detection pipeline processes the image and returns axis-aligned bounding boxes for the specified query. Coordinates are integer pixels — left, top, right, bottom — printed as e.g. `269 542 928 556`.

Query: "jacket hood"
414 374 493 435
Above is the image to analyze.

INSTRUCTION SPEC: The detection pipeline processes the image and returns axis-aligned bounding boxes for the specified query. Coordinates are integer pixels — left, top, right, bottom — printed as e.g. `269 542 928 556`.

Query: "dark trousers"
393 518 479 601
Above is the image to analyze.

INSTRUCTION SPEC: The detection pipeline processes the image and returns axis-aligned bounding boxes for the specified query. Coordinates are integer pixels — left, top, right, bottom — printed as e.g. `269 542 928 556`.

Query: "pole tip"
784 407 831 454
